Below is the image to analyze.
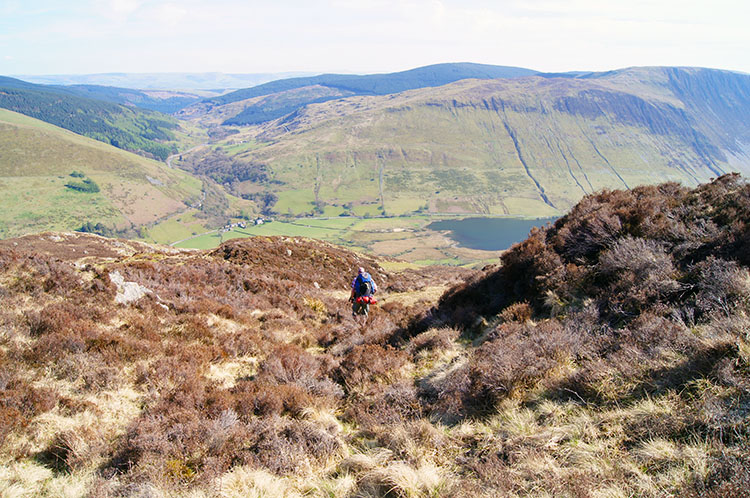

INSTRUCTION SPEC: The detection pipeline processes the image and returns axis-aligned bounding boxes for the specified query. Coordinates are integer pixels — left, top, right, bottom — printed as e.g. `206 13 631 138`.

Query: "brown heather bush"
25 301 89 336
232 381 313 418
240 416 342 475
406 327 459 357
689 257 750 319
0 232 452 492
421 361 471 424
114 393 342 483
24 331 86 366
36 426 107 474
427 175 750 416
217 326 265 357
597 236 681 317
434 174 750 328
0 375 58 443
256 343 343 400
337 344 408 393
345 380 422 427
499 301 533 323
685 440 750 498
466 321 577 412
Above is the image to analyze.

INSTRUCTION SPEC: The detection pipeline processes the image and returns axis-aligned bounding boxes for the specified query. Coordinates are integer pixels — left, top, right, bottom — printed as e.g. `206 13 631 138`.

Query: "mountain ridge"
183 63 538 125
201 66 750 218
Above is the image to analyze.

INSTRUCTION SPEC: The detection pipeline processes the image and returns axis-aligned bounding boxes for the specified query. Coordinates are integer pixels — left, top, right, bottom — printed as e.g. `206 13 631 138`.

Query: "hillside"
181 63 538 125
0 76 183 160
178 85 353 127
54 85 204 114
0 108 205 238
0 176 748 497
200 66 750 218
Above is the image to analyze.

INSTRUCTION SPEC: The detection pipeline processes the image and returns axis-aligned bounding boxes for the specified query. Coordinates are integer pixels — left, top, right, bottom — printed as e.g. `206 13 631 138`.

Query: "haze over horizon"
2 0 749 77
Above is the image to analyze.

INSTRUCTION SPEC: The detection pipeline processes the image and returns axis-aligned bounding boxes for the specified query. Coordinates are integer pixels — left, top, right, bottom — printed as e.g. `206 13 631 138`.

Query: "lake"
427 217 558 251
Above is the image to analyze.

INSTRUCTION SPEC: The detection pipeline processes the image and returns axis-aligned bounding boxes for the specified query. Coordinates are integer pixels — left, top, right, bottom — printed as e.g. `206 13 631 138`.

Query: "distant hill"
203 66 750 217
11 71 318 90
51 84 204 114
0 76 182 160
0 108 203 238
182 63 539 125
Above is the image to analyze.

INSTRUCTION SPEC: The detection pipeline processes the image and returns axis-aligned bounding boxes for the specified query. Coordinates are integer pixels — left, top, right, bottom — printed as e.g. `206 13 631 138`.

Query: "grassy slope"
207 67 750 218
177 86 353 128
204 63 539 106
0 109 203 237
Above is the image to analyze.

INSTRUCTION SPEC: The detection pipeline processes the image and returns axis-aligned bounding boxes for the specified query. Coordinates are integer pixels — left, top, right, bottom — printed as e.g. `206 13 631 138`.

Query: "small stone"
313 282 320 289
286 249 292 256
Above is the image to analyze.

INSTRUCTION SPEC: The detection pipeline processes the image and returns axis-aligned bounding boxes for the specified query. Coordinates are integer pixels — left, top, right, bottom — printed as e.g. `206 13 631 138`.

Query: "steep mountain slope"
0 109 202 238
0 76 182 160
212 67 750 217
181 63 538 125
0 176 748 497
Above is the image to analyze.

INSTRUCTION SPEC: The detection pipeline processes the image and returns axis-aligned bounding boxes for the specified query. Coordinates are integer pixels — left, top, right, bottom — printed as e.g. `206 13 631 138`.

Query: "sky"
1 0 749 76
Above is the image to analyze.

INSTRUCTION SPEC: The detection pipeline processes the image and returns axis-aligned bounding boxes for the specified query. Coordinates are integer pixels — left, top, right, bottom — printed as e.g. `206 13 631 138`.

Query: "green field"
170 214 508 266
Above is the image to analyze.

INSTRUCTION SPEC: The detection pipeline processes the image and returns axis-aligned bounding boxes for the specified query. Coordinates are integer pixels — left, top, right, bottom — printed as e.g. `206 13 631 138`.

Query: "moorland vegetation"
0 175 748 497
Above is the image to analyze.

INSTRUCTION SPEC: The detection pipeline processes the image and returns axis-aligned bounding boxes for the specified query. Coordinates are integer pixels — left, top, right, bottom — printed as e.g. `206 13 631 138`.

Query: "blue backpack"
356 274 374 297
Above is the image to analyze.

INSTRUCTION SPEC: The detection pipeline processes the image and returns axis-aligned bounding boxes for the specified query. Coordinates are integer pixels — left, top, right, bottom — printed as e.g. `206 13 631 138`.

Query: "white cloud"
138 2 188 28
2 0 749 74
108 0 143 16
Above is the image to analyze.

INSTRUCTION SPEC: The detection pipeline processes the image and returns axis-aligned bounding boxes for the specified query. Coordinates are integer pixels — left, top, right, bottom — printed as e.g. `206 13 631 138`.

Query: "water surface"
427 217 558 251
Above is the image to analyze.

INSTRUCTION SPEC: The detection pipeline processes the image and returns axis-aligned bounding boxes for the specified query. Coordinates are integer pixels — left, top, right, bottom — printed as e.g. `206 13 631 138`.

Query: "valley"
185 67 750 223
2 64 749 265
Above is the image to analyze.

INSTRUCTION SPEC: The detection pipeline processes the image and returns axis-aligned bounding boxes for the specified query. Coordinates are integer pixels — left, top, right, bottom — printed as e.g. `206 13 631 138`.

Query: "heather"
1 175 749 497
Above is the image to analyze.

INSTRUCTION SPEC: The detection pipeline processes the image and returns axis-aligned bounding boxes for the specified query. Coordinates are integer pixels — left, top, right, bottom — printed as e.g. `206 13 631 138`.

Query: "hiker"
350 267 378 317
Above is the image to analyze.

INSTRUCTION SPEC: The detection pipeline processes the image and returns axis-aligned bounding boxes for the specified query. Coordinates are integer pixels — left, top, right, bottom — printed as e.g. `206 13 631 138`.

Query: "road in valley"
165 143 208 168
